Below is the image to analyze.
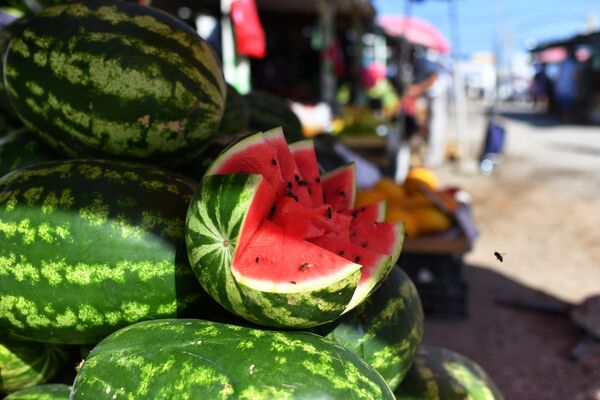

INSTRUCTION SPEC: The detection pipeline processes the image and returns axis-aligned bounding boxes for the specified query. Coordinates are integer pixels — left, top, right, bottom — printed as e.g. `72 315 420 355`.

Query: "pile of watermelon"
0 1 504 399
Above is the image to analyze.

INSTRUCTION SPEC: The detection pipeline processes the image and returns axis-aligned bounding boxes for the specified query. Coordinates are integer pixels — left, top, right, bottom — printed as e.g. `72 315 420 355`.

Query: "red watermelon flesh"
321 163 356 212
233 220 361 288
207 133 285 192
349 221 405 261
344 200 387 224
310 235 393 311
289 140 324 206
263 128 313 206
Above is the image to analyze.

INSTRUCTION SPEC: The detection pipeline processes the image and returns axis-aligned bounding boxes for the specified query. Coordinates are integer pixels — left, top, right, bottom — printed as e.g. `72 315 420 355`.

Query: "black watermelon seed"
338 250 344 256
294 175 300 182
287 182 292 189
352 210 358 218
298 180 309 186
361 242 368 248
316 177 321 183
355 256 361 262
339 191 346 198
327 207 332 219
255 257 260 263
271 159 277 165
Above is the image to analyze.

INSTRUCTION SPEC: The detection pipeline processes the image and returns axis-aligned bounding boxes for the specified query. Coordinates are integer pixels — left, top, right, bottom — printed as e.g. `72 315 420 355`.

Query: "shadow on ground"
421 264 600 400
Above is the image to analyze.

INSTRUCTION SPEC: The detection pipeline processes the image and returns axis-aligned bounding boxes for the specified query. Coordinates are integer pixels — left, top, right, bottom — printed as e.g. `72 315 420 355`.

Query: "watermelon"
313 267 424 391
344 199 387 224
289 139 324 206
0 159 207 344
321 163 356 212
1 336 69 394
185 130 404 328
70 319 395 399
218 83 249 135
3 384 71 399
245 90 304 143
394 346 505 400
0 13 28 118
0 128 61 176
3 0 226 164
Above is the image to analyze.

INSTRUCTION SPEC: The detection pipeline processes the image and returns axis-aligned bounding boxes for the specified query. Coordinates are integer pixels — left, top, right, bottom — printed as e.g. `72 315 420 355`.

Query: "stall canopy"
376 14 451 54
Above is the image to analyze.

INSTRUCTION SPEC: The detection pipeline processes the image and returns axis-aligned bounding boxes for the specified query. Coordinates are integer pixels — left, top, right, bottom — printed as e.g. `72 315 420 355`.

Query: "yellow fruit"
411 205 453 234
355 189 387 207
385 207 420 237
374 178 405 202
404 167 439 194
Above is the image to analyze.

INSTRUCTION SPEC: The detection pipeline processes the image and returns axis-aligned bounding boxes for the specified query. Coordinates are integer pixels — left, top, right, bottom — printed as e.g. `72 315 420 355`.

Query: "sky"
373 0 599 58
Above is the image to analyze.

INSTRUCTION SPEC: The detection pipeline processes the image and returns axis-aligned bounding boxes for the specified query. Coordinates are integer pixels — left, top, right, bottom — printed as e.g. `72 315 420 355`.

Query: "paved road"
421 101 600 400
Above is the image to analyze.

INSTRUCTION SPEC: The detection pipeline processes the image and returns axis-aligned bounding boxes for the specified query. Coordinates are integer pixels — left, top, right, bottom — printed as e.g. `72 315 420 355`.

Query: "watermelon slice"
321 163 356 212
263 127 312 206
186 130 404 328
289 140 324 206
344 200 387 224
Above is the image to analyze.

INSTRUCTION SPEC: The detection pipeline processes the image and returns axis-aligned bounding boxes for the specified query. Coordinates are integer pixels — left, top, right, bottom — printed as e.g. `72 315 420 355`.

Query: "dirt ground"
417 101 600 400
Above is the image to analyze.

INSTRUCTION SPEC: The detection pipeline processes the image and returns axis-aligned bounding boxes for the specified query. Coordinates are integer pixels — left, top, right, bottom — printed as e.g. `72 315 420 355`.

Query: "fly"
299 262 312 271
494 251 506 262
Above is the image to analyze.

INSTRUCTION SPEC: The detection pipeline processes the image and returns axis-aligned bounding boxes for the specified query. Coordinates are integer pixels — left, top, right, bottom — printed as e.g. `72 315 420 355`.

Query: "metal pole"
318 0 336 106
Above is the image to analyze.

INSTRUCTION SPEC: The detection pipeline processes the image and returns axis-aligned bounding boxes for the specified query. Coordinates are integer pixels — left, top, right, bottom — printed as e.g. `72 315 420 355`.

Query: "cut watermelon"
321 163 356 212
310 235 394 312
206 132 284 193
263 127 312 206
289 140 324 206
186 130 404 328
344 200 387 224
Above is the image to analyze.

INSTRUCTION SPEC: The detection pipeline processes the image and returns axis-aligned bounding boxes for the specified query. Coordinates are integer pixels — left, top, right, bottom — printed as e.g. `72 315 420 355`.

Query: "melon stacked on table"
0 1 503 399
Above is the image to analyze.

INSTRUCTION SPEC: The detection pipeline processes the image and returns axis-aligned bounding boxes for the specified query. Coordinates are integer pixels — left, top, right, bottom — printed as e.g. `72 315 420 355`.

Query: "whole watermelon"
71 319 395 399
394 346 505 400
245 90 304 142
1 335 69 394
0 13 29 118
218 83 249 135
314 266 424 391
0 159 207 344
3 0 225 164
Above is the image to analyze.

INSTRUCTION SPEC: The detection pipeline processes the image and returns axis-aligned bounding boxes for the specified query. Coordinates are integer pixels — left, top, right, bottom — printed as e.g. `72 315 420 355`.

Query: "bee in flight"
494 251 506 262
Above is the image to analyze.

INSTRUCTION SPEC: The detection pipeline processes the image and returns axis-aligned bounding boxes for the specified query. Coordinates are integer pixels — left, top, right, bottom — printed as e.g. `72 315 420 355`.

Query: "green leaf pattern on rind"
3 383 72 400
71 319 394 400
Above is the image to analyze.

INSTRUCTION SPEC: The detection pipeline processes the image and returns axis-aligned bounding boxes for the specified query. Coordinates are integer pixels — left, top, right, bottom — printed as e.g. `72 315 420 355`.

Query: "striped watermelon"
0 336 69 394
0 128 61 176
394 346 505 400
3 384 71 400
185 129 404 328
70 319 395 399
0 13 28 118
313 267 424 391
245 90 304 143
0 159 207 344
3 0 225 164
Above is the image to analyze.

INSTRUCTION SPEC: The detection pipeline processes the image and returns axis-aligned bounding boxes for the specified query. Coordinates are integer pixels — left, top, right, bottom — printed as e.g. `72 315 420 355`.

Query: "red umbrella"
377 15 451 54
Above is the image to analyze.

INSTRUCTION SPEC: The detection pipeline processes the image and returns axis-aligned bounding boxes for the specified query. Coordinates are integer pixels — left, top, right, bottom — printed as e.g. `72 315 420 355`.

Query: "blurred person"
555 47 581 123
388 47 439 181
530 62 551 111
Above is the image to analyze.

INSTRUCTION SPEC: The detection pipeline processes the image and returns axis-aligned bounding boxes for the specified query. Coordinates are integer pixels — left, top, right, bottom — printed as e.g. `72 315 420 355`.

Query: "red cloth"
230 0 266 58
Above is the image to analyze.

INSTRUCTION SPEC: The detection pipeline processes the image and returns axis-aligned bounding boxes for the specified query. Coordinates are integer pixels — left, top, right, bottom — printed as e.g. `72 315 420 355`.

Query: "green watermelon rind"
70 319 395 399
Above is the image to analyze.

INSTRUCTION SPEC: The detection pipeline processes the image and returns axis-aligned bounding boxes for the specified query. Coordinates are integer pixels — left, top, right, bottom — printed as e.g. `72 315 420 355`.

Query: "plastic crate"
397 252 468 319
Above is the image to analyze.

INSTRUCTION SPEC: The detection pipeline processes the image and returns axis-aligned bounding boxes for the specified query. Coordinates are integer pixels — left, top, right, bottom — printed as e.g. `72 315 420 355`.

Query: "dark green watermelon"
3 383 71 399
245 90 304 142
0 128 61 176
0 14 29 119
218 83 249 135
3 0 225 164
71 319 395 399
1 335 69 394
0 159 207 344
394 346 505 400
314 266 424 391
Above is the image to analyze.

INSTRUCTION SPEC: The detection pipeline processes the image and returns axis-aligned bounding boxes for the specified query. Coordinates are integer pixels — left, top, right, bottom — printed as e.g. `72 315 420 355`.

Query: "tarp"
231 0 266 58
